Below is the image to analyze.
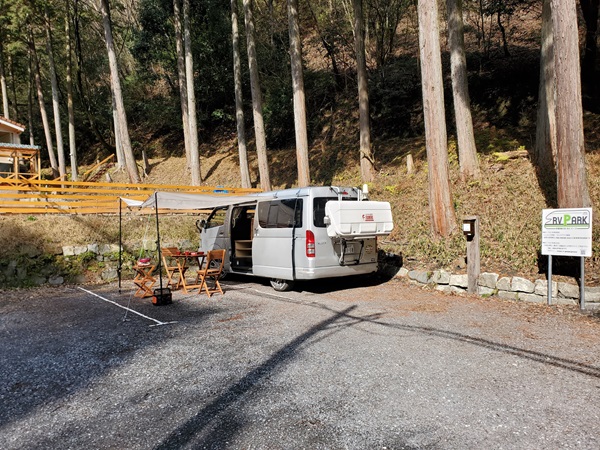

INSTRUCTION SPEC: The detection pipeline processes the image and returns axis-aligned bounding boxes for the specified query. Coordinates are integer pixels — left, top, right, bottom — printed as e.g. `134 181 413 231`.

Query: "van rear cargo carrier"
324 201 393 239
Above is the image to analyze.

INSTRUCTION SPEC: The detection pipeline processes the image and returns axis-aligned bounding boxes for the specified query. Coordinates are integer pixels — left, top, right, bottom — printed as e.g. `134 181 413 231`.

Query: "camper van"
198 186 394 291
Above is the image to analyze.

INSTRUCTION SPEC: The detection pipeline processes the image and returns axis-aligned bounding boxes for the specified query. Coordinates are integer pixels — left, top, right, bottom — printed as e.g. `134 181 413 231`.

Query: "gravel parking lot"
1 276 599 449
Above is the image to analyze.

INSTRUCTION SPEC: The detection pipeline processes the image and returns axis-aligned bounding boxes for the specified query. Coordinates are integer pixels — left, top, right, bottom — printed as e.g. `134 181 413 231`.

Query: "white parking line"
77 287 176 327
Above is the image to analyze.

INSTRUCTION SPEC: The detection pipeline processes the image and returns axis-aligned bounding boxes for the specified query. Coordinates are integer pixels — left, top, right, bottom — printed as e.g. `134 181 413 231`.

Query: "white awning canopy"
123 191 272 211
120 197 144 207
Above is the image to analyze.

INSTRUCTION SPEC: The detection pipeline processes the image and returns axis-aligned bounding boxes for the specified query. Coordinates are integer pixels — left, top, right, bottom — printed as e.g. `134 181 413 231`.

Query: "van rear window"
258 199 303 228
313 197 356 227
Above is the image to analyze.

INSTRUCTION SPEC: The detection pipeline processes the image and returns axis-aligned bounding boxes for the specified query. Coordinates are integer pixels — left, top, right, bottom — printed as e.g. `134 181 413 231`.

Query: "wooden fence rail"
0 179 260 215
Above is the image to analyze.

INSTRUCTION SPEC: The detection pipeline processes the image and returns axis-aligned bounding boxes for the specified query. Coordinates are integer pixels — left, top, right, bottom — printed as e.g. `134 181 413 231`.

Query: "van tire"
270 279 294 292
208 259 227 280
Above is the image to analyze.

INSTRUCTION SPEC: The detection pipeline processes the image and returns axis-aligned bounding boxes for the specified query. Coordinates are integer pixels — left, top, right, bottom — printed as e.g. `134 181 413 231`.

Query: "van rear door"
252 198 303 281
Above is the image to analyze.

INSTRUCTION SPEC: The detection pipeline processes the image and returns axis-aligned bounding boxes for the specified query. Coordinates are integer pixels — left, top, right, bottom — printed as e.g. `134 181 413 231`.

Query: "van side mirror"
196 219 206 232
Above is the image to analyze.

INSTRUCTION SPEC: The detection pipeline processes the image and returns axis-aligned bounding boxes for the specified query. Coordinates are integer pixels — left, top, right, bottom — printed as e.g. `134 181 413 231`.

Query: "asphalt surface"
1 275 599 449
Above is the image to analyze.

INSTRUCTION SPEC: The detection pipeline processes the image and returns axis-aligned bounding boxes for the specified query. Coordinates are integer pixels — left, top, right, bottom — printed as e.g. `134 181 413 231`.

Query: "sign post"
463 216 480 294
541 208 593 309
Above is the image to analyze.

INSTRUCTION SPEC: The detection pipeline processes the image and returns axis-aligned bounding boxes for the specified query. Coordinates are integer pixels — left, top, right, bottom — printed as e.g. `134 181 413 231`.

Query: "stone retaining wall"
398 268 600 310
1 240 195 288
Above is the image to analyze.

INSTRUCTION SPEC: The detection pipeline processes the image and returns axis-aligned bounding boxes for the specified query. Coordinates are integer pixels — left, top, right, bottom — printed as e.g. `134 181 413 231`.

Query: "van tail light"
306 230 315 257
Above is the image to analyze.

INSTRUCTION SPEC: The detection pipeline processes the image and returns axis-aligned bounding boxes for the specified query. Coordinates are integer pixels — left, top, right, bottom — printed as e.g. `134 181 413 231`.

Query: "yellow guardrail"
0 179 260 215
81 154 115 181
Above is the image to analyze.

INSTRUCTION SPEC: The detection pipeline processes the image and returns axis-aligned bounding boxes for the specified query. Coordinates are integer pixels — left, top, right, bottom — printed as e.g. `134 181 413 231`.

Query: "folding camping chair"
133 263 156 298
161 247 187 290
195 249 225 297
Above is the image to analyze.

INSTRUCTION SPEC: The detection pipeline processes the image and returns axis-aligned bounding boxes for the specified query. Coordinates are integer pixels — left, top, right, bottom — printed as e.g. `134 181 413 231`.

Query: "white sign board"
541 208 593 257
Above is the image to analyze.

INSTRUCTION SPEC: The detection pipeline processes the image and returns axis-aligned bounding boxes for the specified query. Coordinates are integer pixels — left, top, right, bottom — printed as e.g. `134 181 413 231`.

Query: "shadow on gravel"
155 305 359 449
293 301 600 380
218 250 402 295
0 287 219 429
296 274 392 294
155 288 600 448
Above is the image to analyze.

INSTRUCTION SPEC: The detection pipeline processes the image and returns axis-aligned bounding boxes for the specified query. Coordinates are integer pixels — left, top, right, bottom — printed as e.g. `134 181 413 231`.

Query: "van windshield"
313 197 355 227
205 207 227 228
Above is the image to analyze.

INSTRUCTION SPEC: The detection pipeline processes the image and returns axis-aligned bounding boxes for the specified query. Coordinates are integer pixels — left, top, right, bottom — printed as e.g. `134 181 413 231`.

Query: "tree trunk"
0 43 9 119
551 0 591 208
29 27 59 179
74 0 114 154
183 0 202 184
65 6 78 181
27 61 35 145
497 11 510 57
353 0 376 183
417 0 457 237
112 94 124 168
447 0 479 180
173 0 192 171
231 0 251 188
306 0 343 89
288 0 311 187
45 9 67 181
7 53 17 118
243 0 271 191
268 0 275 46
99 0 140 183
534 0 556 189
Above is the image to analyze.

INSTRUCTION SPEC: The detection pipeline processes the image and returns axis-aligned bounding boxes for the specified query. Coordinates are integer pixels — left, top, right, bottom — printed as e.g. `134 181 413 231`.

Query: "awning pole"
118 199 122 293
155 192 164 292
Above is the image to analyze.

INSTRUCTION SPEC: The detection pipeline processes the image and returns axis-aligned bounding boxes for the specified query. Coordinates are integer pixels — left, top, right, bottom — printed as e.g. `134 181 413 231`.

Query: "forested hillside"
0 0 598 283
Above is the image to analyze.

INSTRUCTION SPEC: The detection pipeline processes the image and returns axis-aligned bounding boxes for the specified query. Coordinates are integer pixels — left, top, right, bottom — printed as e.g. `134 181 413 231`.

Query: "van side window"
206 207 227 228
258 199 303 228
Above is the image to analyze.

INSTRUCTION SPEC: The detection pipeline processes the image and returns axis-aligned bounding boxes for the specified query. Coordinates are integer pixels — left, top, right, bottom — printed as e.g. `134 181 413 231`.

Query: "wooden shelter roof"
0 116 25 134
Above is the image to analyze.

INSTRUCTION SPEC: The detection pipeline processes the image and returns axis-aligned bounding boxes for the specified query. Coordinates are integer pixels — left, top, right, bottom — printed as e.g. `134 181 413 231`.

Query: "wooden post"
142 150 150 177
406 153 414 174
464 215 480 293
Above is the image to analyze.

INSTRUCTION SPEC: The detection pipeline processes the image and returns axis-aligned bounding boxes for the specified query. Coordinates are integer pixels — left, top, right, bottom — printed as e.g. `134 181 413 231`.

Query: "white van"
198 186 394 291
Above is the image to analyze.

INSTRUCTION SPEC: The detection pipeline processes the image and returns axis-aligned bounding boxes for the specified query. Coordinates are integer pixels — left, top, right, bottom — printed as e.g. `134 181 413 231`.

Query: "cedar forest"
0 0 599 280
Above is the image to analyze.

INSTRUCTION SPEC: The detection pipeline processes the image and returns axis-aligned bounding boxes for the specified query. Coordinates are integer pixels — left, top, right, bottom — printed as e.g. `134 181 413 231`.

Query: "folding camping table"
172 252 207 293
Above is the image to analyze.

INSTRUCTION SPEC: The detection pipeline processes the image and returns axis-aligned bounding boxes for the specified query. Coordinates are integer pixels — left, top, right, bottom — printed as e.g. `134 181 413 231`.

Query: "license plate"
345 244 355 253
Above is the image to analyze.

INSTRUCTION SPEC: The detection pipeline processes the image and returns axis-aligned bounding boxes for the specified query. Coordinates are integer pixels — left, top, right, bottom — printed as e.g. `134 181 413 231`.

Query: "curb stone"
478 286 495 296
478 272 498 289
449 274 468 288
431 270 450 285
534 280 558 297
497 290 519 301
519 293 545 303
397 268 598 308
511 277 535 293
558 282 580 299
496 277 512 291
409 270 431 284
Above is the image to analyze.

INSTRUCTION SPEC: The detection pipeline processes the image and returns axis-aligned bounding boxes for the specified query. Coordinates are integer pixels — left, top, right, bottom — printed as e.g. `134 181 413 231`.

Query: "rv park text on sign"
541 208 593 257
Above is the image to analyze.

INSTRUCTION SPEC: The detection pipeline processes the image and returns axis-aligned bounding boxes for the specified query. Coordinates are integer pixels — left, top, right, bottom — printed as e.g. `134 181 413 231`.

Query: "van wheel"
270 279 294 292
208 259 227 280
